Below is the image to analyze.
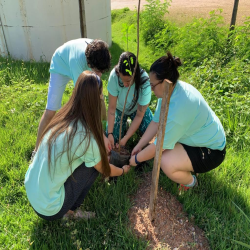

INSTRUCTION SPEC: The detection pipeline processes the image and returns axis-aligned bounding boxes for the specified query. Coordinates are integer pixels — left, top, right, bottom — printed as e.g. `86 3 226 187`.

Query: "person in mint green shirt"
25 71 130 220
106 52 153 148
33 39 112 156
129 52 226 191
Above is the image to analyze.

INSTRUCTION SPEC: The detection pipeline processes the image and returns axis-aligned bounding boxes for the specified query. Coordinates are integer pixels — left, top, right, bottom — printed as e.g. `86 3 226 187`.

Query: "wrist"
120 167 124 176
135 153 142 165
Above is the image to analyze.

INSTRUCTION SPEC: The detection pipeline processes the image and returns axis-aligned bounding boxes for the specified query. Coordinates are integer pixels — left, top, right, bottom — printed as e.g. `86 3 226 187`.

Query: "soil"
109 146 131 169
128 172 210 250
112 146 131 156
111 0 250 25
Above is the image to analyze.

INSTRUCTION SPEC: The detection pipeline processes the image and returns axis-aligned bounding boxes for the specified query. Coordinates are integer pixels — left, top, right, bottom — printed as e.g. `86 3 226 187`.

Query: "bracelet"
135 154 141 165
121 167 124 176
108 132 113 137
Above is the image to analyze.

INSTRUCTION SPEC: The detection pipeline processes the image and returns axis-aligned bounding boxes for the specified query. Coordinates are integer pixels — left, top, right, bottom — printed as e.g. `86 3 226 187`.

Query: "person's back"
25 121 101 216
50 38 92 84
153 80 226 150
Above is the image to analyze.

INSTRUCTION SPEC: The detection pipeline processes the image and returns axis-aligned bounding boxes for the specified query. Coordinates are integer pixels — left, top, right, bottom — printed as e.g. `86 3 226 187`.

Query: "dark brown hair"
150 51 182 85
39 71 110 177
115 52 149 111
85 39 111 73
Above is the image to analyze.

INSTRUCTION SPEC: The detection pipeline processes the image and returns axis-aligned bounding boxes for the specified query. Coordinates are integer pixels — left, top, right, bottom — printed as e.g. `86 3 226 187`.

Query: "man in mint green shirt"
33 39 111 154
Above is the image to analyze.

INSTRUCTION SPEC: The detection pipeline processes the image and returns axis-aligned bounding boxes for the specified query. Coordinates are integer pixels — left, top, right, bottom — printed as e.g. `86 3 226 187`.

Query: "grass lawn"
0 8 250 250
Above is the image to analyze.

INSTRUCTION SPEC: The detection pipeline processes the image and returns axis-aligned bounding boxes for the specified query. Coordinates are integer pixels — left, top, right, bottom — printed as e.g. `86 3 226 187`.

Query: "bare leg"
35 109 56 151
161 143 194 185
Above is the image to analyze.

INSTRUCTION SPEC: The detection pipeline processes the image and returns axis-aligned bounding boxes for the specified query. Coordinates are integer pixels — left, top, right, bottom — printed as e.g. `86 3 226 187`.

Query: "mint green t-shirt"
153 80 226 150
49 38 92 85
24 122 101 216
107 68 152 115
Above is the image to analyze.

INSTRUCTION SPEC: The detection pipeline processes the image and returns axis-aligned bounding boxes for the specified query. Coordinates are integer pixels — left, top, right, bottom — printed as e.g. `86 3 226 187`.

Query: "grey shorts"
46 73 72 111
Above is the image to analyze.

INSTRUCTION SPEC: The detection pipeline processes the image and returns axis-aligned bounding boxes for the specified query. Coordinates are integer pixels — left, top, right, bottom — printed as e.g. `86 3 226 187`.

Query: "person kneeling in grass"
106 52 153 148
129 52 226 191
25 71 130 221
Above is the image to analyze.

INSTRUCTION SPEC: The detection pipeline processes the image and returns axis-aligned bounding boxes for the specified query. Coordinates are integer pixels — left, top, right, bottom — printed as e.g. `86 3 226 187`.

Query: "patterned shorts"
106 107 153 143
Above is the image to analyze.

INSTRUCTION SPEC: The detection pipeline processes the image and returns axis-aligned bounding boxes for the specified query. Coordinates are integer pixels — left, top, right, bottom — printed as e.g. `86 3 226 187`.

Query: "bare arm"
107 93 118 147
131 120 158 156
121 104 149 145
130 143 156 166
94 160 130 177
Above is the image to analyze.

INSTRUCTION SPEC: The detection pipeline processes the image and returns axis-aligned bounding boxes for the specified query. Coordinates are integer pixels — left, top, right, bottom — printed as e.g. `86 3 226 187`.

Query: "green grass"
0 6 250 250
0 57 147 249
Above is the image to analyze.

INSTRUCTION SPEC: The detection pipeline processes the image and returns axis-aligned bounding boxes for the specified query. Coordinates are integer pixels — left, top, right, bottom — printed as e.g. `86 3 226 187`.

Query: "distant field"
111 0 250 25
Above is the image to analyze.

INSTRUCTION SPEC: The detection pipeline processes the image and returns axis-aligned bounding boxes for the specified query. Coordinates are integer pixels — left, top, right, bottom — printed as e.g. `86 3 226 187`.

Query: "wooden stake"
149 80 174 221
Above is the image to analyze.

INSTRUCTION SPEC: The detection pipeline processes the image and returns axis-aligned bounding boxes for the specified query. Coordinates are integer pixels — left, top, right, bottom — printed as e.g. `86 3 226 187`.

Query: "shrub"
140 0 171 44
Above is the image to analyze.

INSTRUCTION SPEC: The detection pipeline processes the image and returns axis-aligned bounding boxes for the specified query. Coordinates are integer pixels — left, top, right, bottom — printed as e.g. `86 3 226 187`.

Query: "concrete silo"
0 0 112 62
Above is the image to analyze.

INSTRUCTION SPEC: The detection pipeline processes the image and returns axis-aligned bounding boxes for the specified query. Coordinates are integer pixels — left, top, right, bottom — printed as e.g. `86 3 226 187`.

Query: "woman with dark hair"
33 39 112 158
25 71 130 221
106 52 152 148
129 52 226 191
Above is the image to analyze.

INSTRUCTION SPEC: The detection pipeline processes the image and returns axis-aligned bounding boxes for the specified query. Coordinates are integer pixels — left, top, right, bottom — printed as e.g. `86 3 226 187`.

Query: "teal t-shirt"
49 38 92 85
107 68 152 115
24 122 101 216
153 80 226 150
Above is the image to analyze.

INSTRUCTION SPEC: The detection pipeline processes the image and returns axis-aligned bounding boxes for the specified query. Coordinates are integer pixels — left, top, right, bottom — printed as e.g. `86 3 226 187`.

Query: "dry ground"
128 173 210 250
111 0 250 25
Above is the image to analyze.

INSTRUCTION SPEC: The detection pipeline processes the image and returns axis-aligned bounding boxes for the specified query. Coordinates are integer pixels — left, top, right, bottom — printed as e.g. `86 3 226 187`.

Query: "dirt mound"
128 172 210 250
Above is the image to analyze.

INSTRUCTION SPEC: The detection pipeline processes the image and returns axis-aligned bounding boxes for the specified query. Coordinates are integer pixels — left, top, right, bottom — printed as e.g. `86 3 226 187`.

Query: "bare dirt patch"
128 172 210 250
111 0 250 25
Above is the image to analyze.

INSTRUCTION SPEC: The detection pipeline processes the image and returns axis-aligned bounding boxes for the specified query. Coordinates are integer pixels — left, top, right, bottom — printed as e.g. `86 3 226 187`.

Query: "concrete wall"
0 0 111 62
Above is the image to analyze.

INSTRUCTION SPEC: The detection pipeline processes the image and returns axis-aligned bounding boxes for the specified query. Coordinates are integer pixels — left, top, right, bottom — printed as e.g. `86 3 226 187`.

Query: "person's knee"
161 156 172 176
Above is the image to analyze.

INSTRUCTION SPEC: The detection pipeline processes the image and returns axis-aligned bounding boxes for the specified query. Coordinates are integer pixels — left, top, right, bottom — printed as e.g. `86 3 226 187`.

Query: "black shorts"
181 144 226 174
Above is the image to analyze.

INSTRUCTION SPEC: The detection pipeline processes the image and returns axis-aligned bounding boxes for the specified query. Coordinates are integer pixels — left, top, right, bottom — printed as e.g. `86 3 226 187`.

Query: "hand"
131 144 142 156
129 155 137 166
122 165 131 174
108 133 115 149
103 135 111 153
